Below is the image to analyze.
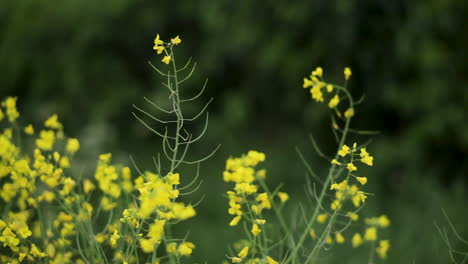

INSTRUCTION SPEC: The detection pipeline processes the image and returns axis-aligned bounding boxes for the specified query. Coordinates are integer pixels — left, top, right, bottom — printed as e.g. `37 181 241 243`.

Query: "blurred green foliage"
1 0 467 263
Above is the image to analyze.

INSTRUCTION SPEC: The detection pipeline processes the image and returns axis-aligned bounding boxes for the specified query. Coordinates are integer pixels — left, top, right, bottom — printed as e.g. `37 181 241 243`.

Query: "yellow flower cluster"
223 151 287 263
112 171 197 255
302 67 355 117
0 97 93 263
153 34 182 65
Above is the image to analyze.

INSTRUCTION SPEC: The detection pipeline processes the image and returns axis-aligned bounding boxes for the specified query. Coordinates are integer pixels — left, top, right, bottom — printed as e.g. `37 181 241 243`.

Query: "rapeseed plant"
0 35 392 264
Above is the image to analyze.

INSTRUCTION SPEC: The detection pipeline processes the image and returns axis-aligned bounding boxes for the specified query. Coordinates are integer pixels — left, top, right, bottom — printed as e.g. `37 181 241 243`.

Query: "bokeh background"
1 0 467 263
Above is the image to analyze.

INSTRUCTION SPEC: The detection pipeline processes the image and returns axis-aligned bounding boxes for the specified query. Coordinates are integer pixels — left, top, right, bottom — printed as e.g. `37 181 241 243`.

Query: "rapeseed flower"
344 67 352 80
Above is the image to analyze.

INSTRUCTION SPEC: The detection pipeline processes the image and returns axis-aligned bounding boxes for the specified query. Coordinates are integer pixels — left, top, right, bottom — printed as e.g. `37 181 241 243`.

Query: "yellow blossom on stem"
338 145 350 157
24 124 34 135
153 34 165 54
376 240 390 259
266 256 279 264
229 215 241 226
347 163 357 172
360 148 374 166
317 213 328 223
352 233 363 247
178 242 195 256
331 159 342 165
335 232 345 244
44 114 63 130
344 107 355 118
238 246 249 258
344 67 352 80
110 229 120 247
2 97 20 122
231 257 242 263
66 138 80 153
277 192 289 203
30 243 47 258
162 56 171 64
303 78 313 88
328 95 340 109
346 212 359 221
364 227 377 241
356 177 367 185
310 85 324 102
36 130 55 150
326 84 334 92
251 223 261 236
311 67 323 77
171 36 182 45
166 242 177 253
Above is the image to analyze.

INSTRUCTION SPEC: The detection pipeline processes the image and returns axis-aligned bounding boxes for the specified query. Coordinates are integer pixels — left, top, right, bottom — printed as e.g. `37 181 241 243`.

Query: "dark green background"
1 0 467 263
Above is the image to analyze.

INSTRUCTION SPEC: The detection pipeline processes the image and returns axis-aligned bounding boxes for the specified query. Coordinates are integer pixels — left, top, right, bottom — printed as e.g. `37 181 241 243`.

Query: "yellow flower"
251 223 261 236
2 97 20 122
166 242 177 253
344 107 355 118
356 177 367 185
378 215 391 228
352 233 363 247
255 219 266 225
346 212 359 221
17 226 32 239
59 156 71 168
110 229 120 246
232 257 243 263
359 148 374 166
24 124 34 135
66 138 80 153
36 130 55 150
326 84 334 92
101 196 117 211
338 145 350 157
331 159 341 165
140 238 156 253
325 236 333 245
229 216 241 226
171 36 182 45
376 240 390 259
364 227 377 241
83 179 95 193
311 67 323 77
328 95 340 109
317 213 328 223
44 114 63 130
278 192 289 203
30 243 47 258
344 67 352 80
162 56 171 64
335 232 345 244
347 163 357 172
238 246 249 258
303 78 313 88
165 172 180 185
310 85 324 102
178 242 195 256
153 34 165 54
266 256 279 264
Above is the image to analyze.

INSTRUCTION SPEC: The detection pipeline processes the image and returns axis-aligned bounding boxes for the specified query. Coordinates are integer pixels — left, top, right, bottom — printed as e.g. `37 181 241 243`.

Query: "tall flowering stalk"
222 67 390 264
125 34 219 263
